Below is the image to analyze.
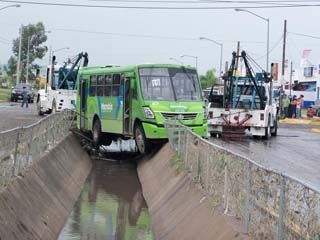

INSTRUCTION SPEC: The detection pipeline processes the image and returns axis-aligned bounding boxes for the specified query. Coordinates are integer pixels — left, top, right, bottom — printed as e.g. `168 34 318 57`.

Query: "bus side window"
104 74 112 97
97 75 105 96
113 74 120 85
90 75 97 96
112 74 121 96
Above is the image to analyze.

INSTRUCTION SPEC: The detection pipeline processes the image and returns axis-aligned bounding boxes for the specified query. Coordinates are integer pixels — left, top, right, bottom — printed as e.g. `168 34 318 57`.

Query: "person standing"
291 95 297 118
21 86 29 108
296 97 302 119
299 94 304 119
282 95 290 118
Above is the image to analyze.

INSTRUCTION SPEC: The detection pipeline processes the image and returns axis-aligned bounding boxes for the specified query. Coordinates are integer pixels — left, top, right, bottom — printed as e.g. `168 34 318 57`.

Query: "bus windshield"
139 67 202 101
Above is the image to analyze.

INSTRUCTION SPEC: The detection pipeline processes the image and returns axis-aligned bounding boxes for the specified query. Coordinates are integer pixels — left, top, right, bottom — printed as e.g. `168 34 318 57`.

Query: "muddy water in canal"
58 158 153 240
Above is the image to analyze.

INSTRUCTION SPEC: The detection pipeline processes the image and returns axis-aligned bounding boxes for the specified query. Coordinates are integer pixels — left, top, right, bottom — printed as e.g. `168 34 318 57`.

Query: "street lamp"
235 8 270 73
0 4 20 11
180 54 198 69
169 57 183 65
199 36 223 80
49 46 70 64
53 47 70 54
26 35 36 84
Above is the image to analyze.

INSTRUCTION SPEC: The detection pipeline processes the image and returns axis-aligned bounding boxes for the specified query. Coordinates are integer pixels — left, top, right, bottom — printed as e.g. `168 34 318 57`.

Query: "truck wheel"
92 119 102 147
52 101 56 114
37 101 43 116
134 124 151 154
271 119 278 136
263 127 270 140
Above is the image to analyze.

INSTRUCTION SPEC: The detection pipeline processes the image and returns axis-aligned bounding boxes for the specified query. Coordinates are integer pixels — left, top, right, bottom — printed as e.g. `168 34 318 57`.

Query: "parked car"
311 99 320 117
11 83 35 103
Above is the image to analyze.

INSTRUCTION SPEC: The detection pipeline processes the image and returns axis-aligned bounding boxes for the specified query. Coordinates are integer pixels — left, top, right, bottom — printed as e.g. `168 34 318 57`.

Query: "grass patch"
0 88 11 102
209 199 220 209
311 127 320 133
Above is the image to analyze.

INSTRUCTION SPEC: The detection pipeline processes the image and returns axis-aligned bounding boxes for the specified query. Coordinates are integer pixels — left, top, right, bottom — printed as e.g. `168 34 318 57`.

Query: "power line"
1 0 320 9
0 36 10 43
288 31 320 40
51 27 198 40
89 0 320 8
88 0 297 5
90 0 320 3
0 39 10 45
50 27 268 44
201 0 320 2
253 34 283 60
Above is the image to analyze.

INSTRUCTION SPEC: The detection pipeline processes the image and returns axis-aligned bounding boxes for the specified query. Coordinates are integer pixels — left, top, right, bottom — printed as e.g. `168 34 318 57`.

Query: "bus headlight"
144 107 155 119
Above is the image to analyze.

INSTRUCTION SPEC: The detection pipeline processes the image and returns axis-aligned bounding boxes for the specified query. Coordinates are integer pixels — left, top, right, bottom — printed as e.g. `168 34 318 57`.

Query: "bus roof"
79 63 197 75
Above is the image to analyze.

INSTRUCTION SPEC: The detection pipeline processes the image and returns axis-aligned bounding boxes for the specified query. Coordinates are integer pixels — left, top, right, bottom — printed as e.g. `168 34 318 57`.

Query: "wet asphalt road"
0 101 42 132
209 123 320 189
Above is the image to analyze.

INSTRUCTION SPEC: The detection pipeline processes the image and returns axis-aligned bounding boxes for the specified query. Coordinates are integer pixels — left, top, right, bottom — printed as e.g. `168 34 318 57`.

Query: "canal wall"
0 134 92 240
138 144 247 240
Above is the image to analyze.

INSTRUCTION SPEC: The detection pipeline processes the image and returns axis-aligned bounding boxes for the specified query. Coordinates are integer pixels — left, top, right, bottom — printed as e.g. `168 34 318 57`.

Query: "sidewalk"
280 116 320 133
311 128 320 133
280 116 320 125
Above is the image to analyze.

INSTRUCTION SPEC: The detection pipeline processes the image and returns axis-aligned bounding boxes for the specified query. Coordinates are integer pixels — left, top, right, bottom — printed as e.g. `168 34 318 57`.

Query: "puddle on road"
58 159 153 240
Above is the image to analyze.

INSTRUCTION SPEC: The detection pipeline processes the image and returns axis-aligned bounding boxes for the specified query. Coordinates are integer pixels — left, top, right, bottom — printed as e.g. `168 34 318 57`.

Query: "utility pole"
279 20 287 116
48 45 52 65
26 36 30 84
16 26 22 85
281 20 287 85
290 61 293 97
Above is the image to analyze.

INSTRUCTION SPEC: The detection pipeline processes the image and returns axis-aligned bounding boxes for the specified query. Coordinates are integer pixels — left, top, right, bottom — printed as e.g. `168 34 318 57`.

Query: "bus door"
123 77 131 135
80 79 87 130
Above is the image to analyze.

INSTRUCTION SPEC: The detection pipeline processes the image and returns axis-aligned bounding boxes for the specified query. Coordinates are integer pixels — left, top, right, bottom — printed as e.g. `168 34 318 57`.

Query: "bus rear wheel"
92 119 102 147
134 124 151 154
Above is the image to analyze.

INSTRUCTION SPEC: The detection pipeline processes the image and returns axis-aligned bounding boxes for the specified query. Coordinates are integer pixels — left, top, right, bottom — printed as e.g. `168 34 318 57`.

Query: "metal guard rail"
0 110 75 188
164 120 320 240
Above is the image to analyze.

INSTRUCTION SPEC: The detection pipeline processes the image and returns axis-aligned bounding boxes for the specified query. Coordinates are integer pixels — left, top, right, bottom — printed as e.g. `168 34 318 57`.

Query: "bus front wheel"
134 124 151 154
92 119 102 147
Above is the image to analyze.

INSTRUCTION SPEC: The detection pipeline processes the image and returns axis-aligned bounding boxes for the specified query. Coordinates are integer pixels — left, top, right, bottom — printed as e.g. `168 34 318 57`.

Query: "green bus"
76 64 207 154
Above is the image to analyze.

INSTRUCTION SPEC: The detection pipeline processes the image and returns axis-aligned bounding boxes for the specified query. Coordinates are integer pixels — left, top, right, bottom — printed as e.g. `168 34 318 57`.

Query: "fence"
0 110 75 188
165 121 320 240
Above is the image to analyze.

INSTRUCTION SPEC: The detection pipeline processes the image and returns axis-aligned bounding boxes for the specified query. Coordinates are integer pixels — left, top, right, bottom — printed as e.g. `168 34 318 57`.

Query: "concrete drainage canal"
0 129 245 240
58 143 153 240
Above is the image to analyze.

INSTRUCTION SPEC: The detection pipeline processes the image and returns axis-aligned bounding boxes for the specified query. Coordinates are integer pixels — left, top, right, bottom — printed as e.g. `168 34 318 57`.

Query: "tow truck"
37 52 88 115
207 50 278 138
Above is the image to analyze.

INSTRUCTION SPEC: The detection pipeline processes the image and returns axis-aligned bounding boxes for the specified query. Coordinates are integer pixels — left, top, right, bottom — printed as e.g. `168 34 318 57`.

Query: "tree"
7 22 48 83
200 68 218 89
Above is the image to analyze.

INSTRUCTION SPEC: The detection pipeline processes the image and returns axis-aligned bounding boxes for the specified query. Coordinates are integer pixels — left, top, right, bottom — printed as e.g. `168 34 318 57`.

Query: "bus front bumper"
142 122 208 139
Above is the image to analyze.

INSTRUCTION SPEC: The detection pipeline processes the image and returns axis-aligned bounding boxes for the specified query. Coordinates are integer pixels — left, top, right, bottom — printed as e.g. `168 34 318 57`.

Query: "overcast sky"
0 0 320 75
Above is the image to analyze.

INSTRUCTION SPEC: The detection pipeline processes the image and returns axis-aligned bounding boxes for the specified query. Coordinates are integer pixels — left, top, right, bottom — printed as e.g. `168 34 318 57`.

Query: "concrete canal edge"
138 144 248 240
0 134 92 240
